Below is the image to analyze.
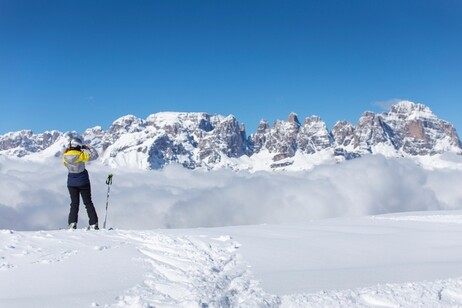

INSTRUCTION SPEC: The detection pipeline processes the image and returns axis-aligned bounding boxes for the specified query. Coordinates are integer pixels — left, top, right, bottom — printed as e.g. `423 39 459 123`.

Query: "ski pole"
103 174 113 229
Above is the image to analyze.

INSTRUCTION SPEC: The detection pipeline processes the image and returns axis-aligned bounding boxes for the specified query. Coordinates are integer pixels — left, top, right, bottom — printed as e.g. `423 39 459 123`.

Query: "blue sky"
1 0 461 135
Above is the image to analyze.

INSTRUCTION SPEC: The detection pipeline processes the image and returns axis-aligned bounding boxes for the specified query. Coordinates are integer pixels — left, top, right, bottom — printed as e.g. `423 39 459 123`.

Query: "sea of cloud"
1 154 461 231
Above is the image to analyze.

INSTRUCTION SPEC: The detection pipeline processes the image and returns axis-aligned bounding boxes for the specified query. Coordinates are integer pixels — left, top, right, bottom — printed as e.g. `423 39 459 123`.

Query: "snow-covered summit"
0 130 63 158
389 100 434 118
382 101 460 155
146 112 224 129
108 114 146 136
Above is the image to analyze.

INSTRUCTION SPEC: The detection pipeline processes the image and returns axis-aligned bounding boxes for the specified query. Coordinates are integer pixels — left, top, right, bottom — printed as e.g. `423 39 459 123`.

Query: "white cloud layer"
0 155 461 231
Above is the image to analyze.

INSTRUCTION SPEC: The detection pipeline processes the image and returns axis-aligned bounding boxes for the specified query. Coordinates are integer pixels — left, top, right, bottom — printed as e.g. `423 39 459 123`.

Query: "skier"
63 137 99 230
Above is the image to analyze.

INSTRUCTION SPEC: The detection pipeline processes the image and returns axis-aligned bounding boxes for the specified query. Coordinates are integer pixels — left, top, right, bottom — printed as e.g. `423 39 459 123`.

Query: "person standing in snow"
63 137 99 230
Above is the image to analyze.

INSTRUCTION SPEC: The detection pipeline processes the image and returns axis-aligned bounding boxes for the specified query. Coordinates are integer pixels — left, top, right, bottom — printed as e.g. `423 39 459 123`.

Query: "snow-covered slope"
1 101 460 171
2 212 462 307
0 228 277 307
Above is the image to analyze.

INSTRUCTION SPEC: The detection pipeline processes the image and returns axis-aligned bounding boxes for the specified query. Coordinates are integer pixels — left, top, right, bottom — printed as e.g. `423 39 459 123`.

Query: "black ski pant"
68 184 98 226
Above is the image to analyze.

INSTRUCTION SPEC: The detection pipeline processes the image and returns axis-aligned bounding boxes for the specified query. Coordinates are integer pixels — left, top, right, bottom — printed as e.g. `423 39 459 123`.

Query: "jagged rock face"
83 127 105 150
297 116 333 154
332 121 360 159
382 102 461 155
251 120 270 153
109 115 146 136
99 112 250 169
350 112 397 154
199 115 248 161
267 116 300 160
1 101 461 170
251 113 302 161
329 102 462 157
0 130 62 157
251 113 333 160
148 135 194 169
332 121 355 147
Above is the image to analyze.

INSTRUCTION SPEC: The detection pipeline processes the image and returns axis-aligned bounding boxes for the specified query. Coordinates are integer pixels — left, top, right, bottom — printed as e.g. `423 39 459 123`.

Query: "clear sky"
1 0 461 135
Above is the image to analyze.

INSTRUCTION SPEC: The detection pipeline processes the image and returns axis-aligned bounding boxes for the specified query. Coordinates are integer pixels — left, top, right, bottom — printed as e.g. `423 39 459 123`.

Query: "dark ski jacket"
63 146 98 187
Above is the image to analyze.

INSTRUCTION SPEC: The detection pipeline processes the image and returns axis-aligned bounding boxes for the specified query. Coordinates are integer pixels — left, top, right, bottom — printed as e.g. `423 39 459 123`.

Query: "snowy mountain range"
3 102 462 307
1 101 460 170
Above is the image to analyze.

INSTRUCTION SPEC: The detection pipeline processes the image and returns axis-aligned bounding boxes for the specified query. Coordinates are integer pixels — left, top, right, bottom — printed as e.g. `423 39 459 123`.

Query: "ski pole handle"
106 174 113 185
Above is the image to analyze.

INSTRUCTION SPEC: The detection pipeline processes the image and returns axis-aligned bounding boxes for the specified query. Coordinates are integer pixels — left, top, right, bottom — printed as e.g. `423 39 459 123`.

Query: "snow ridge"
282 277 462 308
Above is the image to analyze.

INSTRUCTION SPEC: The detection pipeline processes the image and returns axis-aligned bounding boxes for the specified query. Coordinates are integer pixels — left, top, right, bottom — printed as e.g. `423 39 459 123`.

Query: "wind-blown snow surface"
2 213 462 307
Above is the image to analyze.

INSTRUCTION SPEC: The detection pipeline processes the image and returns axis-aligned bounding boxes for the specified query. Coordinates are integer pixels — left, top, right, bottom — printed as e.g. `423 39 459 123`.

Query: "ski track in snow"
2 216 462 307
109 231 279 307
0 228 278 307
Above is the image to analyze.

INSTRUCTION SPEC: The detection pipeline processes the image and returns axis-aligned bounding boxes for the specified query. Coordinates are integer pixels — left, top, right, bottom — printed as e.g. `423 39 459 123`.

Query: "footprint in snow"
36 250 78 264
360 293 398 308
11 250 29 257
32 232 55 239
212 235 233 242
441 288 462 302
0 262 16 270
93 246 111 251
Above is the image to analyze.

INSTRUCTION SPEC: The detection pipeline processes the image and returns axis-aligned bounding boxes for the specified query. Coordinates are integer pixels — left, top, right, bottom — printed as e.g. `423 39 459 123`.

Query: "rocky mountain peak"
332 121 355 147
288 112 301 125
382 102 460 155
389 101 433 116
109 115 146 135
256 120 269 133
303 115 322 125
0 130 62 157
